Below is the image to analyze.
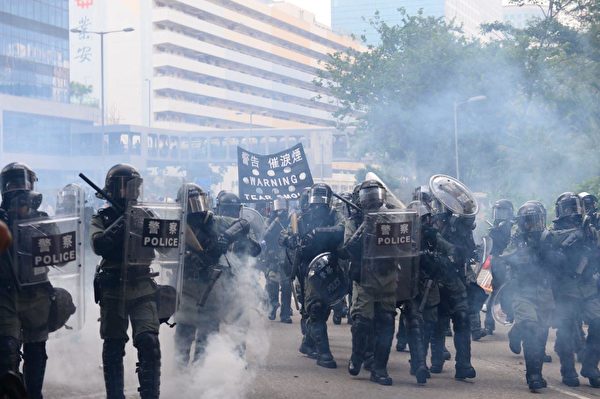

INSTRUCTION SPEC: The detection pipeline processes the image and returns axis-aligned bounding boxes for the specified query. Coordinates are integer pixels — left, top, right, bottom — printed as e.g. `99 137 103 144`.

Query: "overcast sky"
283 0 331 26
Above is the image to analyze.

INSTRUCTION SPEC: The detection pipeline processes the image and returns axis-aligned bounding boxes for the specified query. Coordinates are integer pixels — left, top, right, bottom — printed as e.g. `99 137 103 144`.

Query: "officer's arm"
90 213 123 257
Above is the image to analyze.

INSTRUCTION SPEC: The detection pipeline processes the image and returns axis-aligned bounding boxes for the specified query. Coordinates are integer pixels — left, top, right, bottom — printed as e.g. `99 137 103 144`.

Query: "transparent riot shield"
12 185 85 334
306 252 349 307
362 210 420 302
122 180 187 316
240 206 266 241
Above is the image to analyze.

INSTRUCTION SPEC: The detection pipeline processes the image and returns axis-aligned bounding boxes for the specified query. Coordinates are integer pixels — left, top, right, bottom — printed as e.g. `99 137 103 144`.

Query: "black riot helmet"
177 183 210 214
492 199 514 224
578 192 598 215
102 164 142 203
555 192 583 220
358 180 386 211
307 183 333 208
517 201 546 233
0 162 37 197
216 191 242 218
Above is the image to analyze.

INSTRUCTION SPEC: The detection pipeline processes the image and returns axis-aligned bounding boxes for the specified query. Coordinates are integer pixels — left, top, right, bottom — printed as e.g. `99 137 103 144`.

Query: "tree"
319 6 600 205
69 81 94 105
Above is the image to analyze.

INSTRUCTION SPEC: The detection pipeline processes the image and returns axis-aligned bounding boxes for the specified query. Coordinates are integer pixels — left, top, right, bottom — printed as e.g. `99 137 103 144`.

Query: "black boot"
102 339 126 399
310 321 337 369
370 309 395 386
522 323 546 392
558 352 580 387
470 312 487 341
22 342 47 399
454 311 476 379
408 325 429 384
299 315 318 358
134 332 161 399
348 316 371 376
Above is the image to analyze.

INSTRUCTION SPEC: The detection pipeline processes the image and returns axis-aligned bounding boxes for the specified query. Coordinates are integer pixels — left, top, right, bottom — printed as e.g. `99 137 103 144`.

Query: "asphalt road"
44 310 600 399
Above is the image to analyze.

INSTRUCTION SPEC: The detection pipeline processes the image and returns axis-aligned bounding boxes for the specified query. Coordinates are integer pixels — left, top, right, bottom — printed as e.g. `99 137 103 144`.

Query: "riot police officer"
0 163 51 399
548 192 600 388
90 164 161 399
344 180 407 385
263 198 293 323
428 175 477 380
579 192 599 228
500 201 554 391
484 199 514 335
174 183 261 366
281 183 344 368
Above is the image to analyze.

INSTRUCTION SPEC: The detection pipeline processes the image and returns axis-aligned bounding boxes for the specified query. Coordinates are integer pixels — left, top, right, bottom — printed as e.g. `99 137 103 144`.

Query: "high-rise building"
0 0 70 102
503 3 544 28
92 0 361 131
331 0 502 43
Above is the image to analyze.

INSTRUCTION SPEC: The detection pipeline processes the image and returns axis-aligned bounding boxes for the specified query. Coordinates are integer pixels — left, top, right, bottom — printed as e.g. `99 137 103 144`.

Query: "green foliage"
69 81 97 105
319 5 600 205
575 176 600 198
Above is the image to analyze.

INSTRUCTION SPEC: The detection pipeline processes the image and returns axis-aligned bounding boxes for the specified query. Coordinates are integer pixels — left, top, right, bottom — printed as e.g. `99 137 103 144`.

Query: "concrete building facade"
331 0 502 43
80 0 361 131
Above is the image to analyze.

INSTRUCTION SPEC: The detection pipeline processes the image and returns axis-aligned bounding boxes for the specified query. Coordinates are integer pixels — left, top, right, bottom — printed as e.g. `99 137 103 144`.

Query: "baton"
78 173 125 213
332 192 361 212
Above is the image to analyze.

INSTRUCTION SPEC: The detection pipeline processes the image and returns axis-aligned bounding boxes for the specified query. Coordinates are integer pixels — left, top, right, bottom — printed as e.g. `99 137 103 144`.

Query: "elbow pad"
224 219 251 242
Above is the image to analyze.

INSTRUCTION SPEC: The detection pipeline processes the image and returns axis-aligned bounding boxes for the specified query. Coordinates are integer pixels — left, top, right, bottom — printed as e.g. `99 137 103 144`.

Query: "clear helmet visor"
556 197 583 218
518 213 545 233
358 187 386 209
1 170 35 195
188 193 210 214
493 207 513 222
273 198 287 212
308 188 331 205
582 197 597 214
107 176 142 201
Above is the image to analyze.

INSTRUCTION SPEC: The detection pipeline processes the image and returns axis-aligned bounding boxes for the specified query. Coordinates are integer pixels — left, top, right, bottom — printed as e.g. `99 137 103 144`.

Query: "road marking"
547 385 595 399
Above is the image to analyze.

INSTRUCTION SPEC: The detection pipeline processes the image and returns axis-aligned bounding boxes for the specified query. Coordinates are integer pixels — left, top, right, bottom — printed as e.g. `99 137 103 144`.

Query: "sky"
283 0 332 26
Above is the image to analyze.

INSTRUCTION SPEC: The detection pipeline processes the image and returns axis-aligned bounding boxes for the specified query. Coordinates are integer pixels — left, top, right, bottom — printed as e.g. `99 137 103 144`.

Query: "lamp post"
70 27 135 127
453 95 486 180
144 78 152 127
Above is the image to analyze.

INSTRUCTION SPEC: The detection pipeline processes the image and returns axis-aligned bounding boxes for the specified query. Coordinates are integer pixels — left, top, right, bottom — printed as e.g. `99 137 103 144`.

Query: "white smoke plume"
161 253 270 399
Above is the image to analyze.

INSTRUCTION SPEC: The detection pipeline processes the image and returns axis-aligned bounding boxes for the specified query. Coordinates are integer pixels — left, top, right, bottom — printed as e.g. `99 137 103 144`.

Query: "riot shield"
122 180 187 315
429 174 478 216
12 185 85 334
361 210 420 302
491 282 513 326
240 206 265 241
306 252 349 307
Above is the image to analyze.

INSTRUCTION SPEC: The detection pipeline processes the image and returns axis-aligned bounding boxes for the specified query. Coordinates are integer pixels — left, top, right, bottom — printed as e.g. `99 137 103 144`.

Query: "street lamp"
144 78 152 127
453 95 486 180
70 27 135 127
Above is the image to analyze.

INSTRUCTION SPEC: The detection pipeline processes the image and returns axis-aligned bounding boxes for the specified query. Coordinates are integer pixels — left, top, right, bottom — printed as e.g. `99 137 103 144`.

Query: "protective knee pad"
134 332 161 363
103 339 126 361
453 311 470 333
0 336 21 373
308 301 328 322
